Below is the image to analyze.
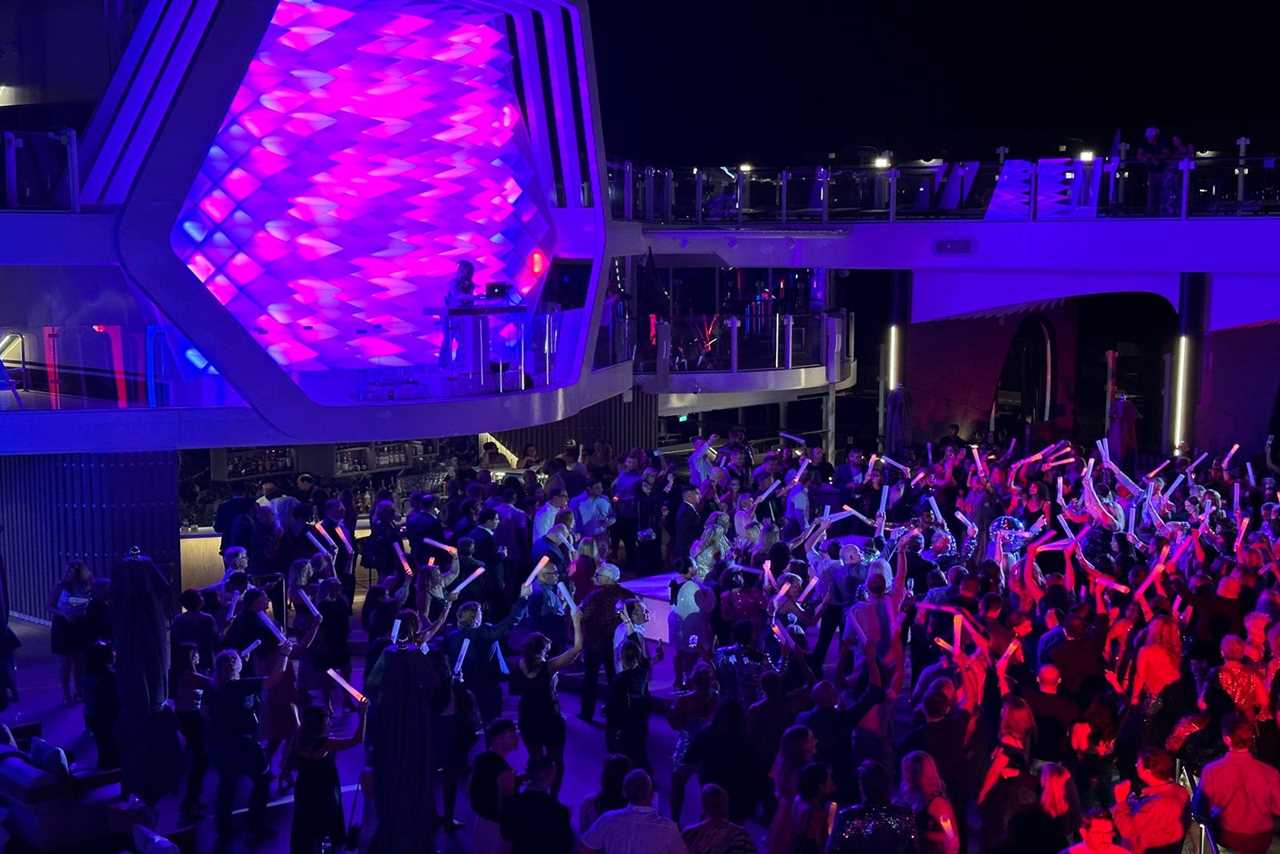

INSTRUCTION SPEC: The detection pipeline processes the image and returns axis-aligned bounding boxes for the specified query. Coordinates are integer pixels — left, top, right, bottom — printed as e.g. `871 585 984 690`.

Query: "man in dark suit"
470 508 505 592
213 481 256 555
405 492 447 567
444 591 528 722
531 524 572 582
673 485 703 568
317 498 356 603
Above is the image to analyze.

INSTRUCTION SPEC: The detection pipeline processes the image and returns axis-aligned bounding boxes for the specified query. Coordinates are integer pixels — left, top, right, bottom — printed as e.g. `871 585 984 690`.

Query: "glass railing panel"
592 296 632 369
741 169 782 221
1 130 78 212
784 167 825 221
606 161 628 219
699 170 739 222
827 166 883 220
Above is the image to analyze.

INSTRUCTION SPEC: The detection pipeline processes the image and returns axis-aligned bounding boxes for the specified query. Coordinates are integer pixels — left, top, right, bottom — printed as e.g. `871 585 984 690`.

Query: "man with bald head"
1018 662 1080 762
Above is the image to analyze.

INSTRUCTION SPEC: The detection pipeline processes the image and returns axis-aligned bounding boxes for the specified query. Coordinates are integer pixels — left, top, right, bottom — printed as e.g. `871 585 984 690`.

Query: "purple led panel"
171 0 554 372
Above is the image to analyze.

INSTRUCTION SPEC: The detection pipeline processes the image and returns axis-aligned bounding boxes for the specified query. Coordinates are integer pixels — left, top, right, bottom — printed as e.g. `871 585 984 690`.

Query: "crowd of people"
35 424 1280 853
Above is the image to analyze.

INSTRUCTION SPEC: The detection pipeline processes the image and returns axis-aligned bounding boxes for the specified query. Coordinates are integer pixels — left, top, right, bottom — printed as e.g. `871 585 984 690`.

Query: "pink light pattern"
171 0 553 371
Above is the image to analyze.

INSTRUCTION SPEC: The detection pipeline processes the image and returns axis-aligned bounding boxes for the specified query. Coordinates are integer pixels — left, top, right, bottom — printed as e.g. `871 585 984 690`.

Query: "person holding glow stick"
511 600 583 797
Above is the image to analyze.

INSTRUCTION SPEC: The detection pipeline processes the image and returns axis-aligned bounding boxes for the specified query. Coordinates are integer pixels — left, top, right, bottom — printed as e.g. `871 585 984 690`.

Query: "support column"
879 271 912 446
1171 273 1209 455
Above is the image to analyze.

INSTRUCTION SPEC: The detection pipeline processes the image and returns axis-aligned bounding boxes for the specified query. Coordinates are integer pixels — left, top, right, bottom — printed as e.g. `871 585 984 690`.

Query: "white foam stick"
453 637 470 675
1086 457 1096 478
1089 573 1131 594
926 442 933 466
326 668 366 703
1095 439 1110 465
240 639 262 658
312 522 337 550
843 505 875 526
422 536 457 556
879 486 889 514
257 609 287 644
306 531 329 555
1146 459 1171 480
1247 462 1257 487
453 566 486 594
953 509 975 530
1167 474 1185 497
1224 443 1241 468
1233 482 1241 516
334 526 354 553
865 454 877 479
827 801 838 837
1048 444 1074 461
1134 546 1170 598
881 455 909 474
1028 516 1048 535
998 638 1021 666
952 613 963 652
1045 456 1075 470
1127 505 1136 533
296 587 320 618
390 618 402 643
971 446 986 477
763 560 776 589
1035 539 1071 552
391 541 413 576
927 496 945 525
756 478 781 504
795 458 810 480
823 505 831 519
1058 516 1076 542
910 470 927 487
933 637 955 654
556 581 578 614
820 509 857 523
798 576 820 602
1235 517 1251 552
780 431 805 445
1057 476 1065 503
1187 451 1209 474
524 556 551 589
772 581 792 603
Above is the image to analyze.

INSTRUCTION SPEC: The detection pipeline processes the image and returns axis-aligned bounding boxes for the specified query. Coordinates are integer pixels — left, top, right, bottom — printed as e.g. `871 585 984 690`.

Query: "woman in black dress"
288 700 367 854
511 608 583 796
49 561 94 703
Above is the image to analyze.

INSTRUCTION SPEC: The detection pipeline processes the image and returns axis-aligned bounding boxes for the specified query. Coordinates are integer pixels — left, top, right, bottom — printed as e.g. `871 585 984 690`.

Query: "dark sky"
586 0 1280 164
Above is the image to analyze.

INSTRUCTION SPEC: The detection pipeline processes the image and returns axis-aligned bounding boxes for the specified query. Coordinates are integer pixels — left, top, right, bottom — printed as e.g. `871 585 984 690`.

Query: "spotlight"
873 156 891 169
1078 150 1094 162
739 163 753 173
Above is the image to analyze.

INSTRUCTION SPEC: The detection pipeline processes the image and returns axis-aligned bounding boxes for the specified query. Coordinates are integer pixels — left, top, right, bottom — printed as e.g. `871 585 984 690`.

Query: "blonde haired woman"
897 751 960 854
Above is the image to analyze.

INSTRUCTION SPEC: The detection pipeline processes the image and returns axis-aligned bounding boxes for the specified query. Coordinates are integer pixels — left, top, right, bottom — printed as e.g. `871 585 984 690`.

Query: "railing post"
725 316 740 372
1029 165 1038 221
995 146 1008 164
623 161 634 220
63 129 81 213
782 315 795 369
819 166 830 223
1179 158 1193 219
780 169 789 224
1236 136 1250 203
656 320 671 383
736 170 746 223
3 133 17 209
773 313 781 368
694 169 704 224
1117 142 1129 206
663 169 674 223
643 166 656 221
887 168 899 223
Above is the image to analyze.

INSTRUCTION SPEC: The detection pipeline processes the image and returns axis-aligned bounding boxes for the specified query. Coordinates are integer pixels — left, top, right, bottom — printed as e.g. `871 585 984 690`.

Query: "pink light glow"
172 0 553 373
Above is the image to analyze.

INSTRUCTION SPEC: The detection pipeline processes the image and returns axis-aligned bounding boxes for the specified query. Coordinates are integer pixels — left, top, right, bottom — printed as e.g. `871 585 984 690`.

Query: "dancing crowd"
38 426 1280 853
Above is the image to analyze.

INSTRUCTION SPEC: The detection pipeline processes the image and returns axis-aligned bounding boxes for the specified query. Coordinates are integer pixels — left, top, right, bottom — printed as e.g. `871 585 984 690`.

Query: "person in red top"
1193 714 1280 854
1110 748 1188 854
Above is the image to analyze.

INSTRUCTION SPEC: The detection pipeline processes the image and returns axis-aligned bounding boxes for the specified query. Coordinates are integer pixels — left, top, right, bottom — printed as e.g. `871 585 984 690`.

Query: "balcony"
607 152 1280 226
634 309 856 416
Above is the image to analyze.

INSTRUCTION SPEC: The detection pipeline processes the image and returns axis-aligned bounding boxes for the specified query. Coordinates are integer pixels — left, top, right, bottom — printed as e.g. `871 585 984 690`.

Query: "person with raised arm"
510 604 584 796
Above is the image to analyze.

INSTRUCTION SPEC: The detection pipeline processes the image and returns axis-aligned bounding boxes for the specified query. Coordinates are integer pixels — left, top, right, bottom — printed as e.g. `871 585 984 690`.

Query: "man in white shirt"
580 769 687 854
533 488 569 541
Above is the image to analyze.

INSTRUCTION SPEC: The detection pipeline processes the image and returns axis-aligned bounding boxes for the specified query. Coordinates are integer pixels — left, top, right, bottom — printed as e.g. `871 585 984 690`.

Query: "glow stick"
998 639 1021 668
296 587 320 618
1233 482 1241 516
1058 517 1075 542
952 613 963 652
827 801 838 836
933 637 954 654
843 505 874 525
823 505 831 518
878 486 889 514
1036 539 1071 552
556 581 578 614
763 560 776 589
927 496 945 525
1146 459 1171 480
453 637 470 675
971 446 986 477
391 619 402 643
306 531 328 555
391 542 413 576
1167 474 1185 497
881 455 909 474
257 610 287 644
1127 505 1136 533
1045 456 1075 470
1092 575 1130 594
1095 439 1110 465
820 509 857 523
911 470 927 487
770 621 786 644
312 522 337 550
1086 457 1096 478
1028 516 1047 535
756 479 781 504
780 431 806 445
1235 517 1251 552
334 526 354 553
772 581 792 603
326 668 366 704
1187 451 1209 474
795 458 810 480
954 509 975 530
926 442 933 466
524 556 551 589
865 455 877 480
914 602 957 614
798 576 820 602
1048 444 1074 462
1224 443 1240 468
1134 546 1170 598
422 536 457 556
1247 462 1257 487
453 566 486 594
240 639 261 658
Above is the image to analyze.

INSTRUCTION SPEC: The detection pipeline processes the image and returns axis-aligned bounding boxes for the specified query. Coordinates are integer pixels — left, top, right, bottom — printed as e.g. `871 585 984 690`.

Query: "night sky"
586 1 1280 165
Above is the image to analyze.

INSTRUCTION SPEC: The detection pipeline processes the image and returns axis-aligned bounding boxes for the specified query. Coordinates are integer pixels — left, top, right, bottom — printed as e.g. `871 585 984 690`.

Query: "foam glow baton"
780 431 806 445
422 536 457 556
926 442 933 466
971 446 987 477
1088 572 1130 594
843 505 875 526
911 470 927 487
296 587 320 618
334 526 354 553
821 509 857 523
1045 456 1075 470
312 522 338 551
878 486 889 515
257 610 287 645
954 509 975 531
865 454 878 480
772 582 792 604
1095 439 1110 465
1167 474 1185 498
1058 516 1076 542
453 637 470 675
1146 459 1171 480
881 455 910 474
306 531 329 556
1224 443 1241 469
556 581 578 614
1235 517 1251 552
391 541 413 576
524 556 551 589
798 575 820 602
998 639 1021 667
453 566 486 594
390 618 402 643
1247 462 1257 487
1187 451 1209 474
823 505 831 518
933 637 955 654
927 496 945 525
763 560 776 589
796 458 810 480
952 613 963 652
1127 505 1136 533
827 802 838 837
326 668 366 704
1233 482 1241 516
1134 545 1170 599
240 639 261 658
756 478 781 504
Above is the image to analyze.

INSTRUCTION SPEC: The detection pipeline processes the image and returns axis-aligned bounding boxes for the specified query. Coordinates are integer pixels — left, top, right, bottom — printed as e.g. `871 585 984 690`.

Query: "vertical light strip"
1173 334 1188 453
887 324 899 390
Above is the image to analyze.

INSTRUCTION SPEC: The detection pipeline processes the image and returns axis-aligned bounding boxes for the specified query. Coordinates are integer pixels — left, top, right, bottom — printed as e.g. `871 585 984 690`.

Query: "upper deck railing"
608 151 1280 225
